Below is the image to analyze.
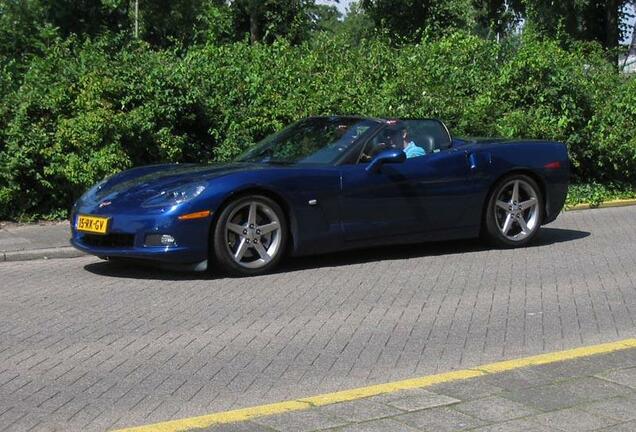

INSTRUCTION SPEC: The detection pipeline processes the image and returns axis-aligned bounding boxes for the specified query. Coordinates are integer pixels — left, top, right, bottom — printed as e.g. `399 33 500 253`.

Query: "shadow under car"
82 227 591 280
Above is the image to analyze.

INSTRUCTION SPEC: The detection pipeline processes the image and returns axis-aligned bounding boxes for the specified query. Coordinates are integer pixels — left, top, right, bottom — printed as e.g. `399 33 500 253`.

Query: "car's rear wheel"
212 195 287 276
484 174 543 248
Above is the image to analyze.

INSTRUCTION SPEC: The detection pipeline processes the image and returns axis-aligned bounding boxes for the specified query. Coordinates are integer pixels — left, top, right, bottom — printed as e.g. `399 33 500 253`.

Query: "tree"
360 0 475 42
303 1 374 44
0 0 51 61
473 0 523 39
193 0 234 44
137 0 225 47
37 0 130 37
306 2 342 33
0 0 132 61
230 0 313 44
336 1 375 43
521 0 635 52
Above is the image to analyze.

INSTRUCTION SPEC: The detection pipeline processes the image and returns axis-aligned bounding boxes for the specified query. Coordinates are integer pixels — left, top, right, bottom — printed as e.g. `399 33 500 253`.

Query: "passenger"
402 129 426 159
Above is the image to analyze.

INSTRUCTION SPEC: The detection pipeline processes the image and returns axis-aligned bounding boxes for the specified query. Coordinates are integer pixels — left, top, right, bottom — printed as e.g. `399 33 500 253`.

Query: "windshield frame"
234 116 383 167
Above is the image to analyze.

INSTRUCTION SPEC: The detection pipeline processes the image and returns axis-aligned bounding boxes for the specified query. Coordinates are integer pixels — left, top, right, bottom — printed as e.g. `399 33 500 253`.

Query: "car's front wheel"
212 195 287 276
484 174 543 248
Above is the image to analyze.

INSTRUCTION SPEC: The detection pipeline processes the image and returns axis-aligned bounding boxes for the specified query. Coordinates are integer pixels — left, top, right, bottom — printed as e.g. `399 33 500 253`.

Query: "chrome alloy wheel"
224 200 282 269
494 179 540 241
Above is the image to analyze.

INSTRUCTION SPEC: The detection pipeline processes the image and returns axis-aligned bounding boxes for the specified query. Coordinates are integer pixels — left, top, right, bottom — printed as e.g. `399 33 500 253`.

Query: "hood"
80 162 260 208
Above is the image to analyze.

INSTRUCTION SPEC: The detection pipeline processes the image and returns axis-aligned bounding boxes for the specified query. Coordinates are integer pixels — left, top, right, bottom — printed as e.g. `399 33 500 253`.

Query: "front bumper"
70 211 211 265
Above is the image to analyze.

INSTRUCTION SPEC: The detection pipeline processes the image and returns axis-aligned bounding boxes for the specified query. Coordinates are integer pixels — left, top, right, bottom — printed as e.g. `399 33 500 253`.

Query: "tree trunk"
250 10 259 43
606 0 620 66
565 0 578 38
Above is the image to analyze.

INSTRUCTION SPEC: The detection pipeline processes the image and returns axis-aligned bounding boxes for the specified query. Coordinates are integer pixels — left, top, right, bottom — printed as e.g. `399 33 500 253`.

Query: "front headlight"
141 183 206 208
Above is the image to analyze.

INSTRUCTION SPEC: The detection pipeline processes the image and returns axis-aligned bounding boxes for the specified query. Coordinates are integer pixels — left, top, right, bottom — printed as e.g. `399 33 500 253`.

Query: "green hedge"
0 32 634 220
566 182 636 208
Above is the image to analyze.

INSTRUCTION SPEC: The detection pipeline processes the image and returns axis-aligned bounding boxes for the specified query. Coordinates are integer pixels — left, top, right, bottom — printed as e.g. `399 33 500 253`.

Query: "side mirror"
365 149 406 173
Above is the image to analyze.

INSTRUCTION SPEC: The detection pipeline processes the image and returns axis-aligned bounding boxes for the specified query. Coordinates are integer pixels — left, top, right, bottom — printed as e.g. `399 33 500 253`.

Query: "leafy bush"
0 32 634 220
584 78 636 181
566 182 636 207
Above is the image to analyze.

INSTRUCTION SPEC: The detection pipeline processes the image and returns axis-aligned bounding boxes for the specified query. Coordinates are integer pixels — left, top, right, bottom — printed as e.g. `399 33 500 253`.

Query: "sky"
626 4 636 44
316 0 353 15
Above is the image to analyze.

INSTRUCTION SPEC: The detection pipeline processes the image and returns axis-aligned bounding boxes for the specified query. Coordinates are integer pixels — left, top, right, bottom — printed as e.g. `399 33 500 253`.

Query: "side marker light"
178 210 212 220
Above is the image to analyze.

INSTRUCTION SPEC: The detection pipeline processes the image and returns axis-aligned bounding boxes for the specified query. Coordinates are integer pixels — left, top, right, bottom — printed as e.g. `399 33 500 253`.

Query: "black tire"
211 194 288 276
484 174 543 248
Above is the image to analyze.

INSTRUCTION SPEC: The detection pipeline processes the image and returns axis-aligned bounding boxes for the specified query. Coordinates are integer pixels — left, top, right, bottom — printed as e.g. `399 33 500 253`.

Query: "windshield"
236 117 378 165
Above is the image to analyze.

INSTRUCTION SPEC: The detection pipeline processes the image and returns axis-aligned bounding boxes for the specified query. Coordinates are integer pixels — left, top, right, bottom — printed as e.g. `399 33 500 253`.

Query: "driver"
402 128 426 158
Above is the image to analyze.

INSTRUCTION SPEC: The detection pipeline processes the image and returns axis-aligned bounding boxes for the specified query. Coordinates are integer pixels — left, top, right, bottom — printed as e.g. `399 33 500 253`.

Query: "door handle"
465 151 478 170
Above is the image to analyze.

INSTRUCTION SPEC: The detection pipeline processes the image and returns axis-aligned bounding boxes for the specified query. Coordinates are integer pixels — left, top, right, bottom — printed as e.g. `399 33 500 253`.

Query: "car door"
338 121 483 242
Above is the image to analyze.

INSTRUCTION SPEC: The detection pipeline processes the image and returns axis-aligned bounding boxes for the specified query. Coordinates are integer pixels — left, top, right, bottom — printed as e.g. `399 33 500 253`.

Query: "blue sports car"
71 116 569 276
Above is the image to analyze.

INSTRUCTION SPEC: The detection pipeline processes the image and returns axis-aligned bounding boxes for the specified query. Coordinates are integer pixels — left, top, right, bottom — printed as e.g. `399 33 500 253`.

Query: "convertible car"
71 116 569 276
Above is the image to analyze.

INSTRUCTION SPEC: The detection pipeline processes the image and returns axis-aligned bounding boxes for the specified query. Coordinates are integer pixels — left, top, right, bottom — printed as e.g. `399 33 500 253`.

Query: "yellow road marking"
298 369 482 406
113 338 636 432
475 339 636 373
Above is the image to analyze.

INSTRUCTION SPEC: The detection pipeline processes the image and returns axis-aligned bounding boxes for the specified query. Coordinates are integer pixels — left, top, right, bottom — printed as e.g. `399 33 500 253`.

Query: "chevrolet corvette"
71 116 569 276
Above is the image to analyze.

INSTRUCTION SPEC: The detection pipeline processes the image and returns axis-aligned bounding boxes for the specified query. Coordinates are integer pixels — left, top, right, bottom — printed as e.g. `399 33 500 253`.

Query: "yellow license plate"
76 215 110 235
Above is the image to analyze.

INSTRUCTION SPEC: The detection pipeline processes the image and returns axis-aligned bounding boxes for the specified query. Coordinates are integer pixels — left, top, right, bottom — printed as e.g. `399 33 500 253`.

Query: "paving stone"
368 388 451 404
499 385 582 412
197 421 274 431
253 409 349 432
452 395 539 422
596 367 636 389
531 407 621 432
332 418 420 432
557 377 633 400
605 350 636 366
535 357 628 381
580 396 636 422
468 418 554 432
395 406 487 432
480 368 561 391
383 392 460 412
0 222 70 253
428 377 504 401
501 377 634 411
599 421 636 432
318 399 403 423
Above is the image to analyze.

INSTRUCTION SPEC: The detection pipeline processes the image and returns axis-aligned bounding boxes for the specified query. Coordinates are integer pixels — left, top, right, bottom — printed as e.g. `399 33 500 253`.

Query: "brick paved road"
0 206 635 431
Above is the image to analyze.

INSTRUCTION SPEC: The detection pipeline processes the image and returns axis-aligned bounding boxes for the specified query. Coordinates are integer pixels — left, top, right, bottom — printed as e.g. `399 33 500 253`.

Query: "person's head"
402 128 410 148
335 124 348 138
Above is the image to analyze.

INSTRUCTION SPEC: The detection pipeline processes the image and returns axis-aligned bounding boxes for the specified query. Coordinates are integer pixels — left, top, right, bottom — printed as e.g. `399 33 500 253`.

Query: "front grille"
80 233 135 248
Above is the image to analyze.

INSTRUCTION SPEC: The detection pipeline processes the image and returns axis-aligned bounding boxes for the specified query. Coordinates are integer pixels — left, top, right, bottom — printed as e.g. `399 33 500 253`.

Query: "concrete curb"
565 198 636 211
1 247 85 262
